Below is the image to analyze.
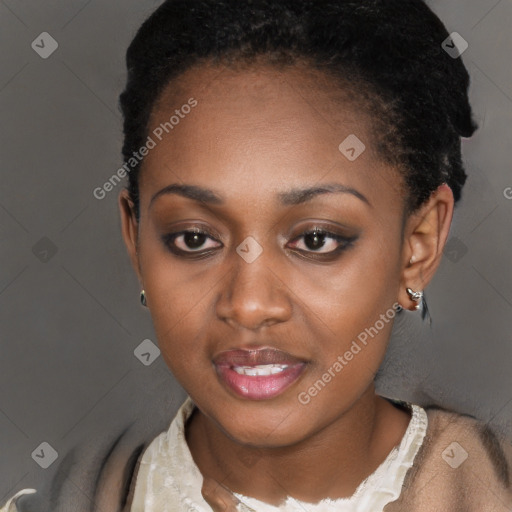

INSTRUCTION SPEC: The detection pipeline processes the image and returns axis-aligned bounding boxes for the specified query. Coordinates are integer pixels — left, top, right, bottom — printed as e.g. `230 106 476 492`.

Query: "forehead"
140 62 404 210
149 61 374 148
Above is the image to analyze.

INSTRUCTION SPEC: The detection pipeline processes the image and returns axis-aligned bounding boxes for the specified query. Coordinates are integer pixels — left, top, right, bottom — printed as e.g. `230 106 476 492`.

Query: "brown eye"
303 231 331 251
181 232 209 250
288 228 355 255
162 229 222 254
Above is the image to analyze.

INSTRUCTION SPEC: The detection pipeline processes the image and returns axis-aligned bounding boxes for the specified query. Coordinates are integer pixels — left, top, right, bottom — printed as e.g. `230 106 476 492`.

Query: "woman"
3 0 511 511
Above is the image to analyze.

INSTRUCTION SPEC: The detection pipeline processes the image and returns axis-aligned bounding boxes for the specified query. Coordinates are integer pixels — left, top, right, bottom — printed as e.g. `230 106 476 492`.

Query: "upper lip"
213 346 307 367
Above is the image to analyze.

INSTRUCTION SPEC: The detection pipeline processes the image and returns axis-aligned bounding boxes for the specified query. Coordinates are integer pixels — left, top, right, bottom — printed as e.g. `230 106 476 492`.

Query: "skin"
119 62 454 507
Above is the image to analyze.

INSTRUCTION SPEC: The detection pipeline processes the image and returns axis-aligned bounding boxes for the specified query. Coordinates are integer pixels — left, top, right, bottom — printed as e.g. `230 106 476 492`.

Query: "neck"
185 384 411 505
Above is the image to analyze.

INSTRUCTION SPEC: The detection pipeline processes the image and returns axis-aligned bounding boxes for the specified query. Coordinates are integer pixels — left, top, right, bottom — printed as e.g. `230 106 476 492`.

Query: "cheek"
291 232 402 387
295 233 401 329
147 281 214 396
139 251 217 372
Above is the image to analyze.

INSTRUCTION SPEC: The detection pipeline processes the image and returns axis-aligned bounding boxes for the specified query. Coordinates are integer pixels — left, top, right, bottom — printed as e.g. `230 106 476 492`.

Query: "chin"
212 399 312 448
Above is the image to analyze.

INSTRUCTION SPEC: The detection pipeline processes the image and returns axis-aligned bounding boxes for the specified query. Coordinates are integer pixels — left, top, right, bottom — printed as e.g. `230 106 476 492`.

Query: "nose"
215 249 293 331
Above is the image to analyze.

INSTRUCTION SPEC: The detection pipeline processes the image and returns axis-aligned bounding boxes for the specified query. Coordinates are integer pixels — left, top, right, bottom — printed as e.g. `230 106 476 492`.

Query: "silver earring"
406 287 423 310
140 289 148 307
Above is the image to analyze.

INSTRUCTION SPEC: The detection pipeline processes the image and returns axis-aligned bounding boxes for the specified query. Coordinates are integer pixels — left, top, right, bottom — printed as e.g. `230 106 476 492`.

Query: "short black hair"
119 0 477 220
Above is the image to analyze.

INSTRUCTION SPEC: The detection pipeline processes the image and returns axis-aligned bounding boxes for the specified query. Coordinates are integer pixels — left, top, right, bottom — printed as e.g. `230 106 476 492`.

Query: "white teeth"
232 364 289 376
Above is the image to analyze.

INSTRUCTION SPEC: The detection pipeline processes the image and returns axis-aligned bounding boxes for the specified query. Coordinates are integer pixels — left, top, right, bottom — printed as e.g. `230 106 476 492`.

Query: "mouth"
213 347 308 400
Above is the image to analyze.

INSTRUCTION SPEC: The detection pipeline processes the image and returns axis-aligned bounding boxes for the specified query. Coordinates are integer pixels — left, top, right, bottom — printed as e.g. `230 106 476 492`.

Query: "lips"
213 347 306 366
213 347 308 400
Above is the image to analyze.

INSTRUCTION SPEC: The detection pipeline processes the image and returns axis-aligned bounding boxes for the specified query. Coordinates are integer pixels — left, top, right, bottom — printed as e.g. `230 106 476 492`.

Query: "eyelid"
167 224 224 242
285 221 357 241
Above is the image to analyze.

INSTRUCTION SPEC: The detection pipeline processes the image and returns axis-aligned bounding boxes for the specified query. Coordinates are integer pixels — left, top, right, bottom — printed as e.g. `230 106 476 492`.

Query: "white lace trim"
0 489 37 512
233 402 428 511
129 397 428 512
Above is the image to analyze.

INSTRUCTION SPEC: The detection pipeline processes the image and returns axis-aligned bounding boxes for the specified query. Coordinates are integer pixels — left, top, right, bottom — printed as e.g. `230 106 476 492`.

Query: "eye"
162 228 222 255
162 225 357 259
287 227 356 255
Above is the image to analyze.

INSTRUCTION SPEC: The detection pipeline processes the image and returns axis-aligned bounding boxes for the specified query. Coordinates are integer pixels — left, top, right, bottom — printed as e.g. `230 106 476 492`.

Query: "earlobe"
398 184 454 310
118 189 142 284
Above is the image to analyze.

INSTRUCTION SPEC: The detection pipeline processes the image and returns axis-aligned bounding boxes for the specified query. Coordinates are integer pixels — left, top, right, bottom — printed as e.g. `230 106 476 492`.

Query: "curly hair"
119 0 477 220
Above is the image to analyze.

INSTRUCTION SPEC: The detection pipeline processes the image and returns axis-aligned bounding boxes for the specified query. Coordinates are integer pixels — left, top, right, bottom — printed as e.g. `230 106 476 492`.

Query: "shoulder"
424 405 512 487
0 413 174 512
385 405 512 511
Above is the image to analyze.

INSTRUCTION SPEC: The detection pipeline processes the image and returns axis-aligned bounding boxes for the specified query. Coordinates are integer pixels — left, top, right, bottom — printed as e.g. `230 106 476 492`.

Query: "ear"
398 184 454 311
118 189 143 285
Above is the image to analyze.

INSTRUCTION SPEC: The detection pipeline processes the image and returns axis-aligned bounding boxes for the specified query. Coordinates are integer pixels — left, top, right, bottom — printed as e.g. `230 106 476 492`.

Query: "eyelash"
161 226 357 260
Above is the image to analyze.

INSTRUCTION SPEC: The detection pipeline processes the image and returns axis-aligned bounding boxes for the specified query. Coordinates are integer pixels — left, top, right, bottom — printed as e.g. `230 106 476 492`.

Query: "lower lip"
214 363 307 400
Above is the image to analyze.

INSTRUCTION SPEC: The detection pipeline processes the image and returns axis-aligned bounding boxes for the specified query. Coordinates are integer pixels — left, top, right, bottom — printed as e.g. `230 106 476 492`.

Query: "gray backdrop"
1 0 511 502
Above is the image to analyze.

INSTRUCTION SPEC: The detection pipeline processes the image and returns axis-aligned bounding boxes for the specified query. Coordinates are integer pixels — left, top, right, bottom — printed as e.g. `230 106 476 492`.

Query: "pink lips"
213 347 307 400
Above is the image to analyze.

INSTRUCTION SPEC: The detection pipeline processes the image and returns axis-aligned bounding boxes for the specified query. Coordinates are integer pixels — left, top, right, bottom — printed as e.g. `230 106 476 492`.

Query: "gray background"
1 0 511 503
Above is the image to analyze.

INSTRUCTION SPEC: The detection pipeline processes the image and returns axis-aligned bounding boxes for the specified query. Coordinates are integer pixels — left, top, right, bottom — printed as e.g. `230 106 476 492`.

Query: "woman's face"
122 63 411 446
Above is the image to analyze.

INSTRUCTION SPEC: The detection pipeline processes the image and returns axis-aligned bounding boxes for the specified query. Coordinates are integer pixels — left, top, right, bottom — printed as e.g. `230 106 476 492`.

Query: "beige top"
128 396 428 512
4 398 511 511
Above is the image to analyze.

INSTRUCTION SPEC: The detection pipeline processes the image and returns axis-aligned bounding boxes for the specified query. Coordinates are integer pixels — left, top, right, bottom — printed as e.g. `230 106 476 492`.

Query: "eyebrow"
149 182 371 209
